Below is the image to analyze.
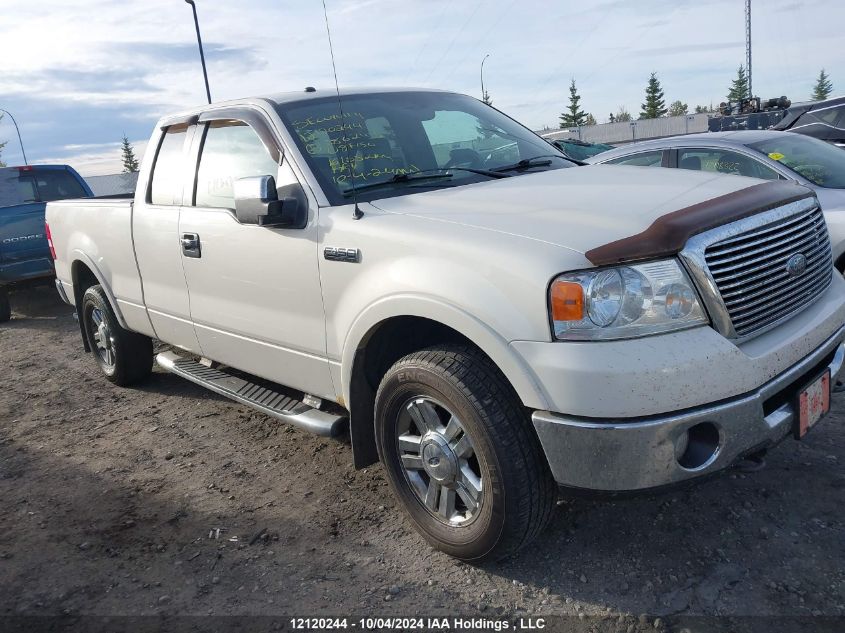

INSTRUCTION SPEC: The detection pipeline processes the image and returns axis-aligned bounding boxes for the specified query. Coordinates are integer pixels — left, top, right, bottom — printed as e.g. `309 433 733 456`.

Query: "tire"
81 285 153 386
0 287 10 323
375 344 557 561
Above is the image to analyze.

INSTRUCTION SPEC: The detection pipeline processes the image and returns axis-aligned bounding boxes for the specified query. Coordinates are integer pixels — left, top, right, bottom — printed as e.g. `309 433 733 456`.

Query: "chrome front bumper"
532 326 845 491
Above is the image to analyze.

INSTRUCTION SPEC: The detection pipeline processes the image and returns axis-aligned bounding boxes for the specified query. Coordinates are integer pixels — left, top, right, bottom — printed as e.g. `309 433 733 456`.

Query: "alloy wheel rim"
89 308 115 367
396 396 483 526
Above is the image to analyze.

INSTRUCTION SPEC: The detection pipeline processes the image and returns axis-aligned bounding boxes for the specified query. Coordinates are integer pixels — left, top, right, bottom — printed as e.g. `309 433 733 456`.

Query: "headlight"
549 259 708 340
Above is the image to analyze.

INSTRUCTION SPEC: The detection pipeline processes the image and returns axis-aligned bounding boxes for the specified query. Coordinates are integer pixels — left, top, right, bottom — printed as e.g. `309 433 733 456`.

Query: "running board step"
156 351 346 437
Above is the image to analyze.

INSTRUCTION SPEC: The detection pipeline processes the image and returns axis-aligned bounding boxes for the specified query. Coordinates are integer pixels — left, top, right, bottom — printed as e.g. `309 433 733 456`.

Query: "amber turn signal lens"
551 280 584 321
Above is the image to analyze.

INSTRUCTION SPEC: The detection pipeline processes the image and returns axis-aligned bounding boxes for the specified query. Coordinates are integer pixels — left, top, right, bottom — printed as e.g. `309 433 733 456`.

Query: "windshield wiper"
342 172 453 196
415 166 509 179
494 154 582 172
340 167 508 197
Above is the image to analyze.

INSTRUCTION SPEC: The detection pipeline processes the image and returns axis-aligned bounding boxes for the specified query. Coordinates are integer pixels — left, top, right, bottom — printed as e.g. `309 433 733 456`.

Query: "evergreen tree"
668 100 688 117
559 79 587 128
640 73 667 119
727 65 749 102
121 135 139 173
812 69 833 101
608 113 616 124
615 106 632 122
481 89 492 106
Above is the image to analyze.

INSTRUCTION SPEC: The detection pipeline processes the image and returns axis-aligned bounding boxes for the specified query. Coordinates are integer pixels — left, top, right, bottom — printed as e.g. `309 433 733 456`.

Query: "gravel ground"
1 285 844 630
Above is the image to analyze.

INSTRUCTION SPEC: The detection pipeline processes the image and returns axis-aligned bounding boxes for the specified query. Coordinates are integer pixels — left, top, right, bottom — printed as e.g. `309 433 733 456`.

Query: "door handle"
181 232 201 258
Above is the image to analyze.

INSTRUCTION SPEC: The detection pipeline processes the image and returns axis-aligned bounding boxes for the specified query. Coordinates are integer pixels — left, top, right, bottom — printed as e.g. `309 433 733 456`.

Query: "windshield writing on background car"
748 135 845 189
277 92 572 204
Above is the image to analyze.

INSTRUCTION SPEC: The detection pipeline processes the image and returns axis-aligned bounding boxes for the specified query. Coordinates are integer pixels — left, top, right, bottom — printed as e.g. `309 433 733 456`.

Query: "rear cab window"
0 167 88 208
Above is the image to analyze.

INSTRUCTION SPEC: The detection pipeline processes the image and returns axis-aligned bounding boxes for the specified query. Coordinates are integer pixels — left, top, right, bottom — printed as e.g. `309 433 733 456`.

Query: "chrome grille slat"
725 254 830 318
706 217 825 268
706 206 817 249
721 257 829 312
731 275 832 335
710 232 824 281
709 218 819 266
711 209 819 257
701 204 832 339
717 241 830 296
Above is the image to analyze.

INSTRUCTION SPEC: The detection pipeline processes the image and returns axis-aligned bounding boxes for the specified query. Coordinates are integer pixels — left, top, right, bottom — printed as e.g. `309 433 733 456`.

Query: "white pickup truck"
47 88 845 560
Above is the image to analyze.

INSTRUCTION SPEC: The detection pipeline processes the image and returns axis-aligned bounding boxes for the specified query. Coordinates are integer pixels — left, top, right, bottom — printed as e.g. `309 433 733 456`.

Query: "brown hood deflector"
585 180 816 266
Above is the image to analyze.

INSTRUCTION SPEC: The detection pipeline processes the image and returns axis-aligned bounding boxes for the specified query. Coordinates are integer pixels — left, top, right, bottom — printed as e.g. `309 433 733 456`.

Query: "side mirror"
233 175 306 229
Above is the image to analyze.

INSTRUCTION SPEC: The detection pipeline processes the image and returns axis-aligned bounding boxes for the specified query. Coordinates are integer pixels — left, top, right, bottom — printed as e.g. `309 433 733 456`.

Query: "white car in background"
587 131 845 271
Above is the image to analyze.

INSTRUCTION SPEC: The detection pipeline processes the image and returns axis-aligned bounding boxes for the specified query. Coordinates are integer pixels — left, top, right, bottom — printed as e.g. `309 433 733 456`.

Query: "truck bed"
47 197 138 315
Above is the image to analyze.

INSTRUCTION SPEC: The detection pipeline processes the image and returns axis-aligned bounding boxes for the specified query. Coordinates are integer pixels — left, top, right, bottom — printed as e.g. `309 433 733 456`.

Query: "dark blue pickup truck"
0 164 92 321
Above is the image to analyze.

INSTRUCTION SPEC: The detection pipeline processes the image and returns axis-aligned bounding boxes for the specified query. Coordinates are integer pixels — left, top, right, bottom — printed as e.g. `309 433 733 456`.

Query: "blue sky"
0 0 842 174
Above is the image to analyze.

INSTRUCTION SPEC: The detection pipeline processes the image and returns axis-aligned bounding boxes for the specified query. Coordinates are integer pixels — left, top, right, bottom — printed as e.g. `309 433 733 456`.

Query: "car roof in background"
586 130 799 162
0 165 74 172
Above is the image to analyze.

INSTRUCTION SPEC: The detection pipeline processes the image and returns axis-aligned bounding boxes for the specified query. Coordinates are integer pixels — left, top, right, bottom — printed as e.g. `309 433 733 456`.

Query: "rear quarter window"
149 124 189 206
605 151 663 167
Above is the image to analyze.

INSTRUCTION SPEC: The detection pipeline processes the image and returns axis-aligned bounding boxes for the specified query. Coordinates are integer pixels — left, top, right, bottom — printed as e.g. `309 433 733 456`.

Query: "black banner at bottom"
0 615 842 633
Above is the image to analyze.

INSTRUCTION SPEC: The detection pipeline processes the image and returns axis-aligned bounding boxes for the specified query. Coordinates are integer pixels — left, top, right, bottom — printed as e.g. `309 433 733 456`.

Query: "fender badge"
323 247 359 263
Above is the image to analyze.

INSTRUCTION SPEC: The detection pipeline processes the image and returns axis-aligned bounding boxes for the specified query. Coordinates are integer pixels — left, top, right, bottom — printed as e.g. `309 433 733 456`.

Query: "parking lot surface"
1 287 843 628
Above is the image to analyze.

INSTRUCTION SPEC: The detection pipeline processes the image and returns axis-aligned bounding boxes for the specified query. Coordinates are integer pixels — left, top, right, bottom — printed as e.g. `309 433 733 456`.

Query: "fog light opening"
677 422 720 470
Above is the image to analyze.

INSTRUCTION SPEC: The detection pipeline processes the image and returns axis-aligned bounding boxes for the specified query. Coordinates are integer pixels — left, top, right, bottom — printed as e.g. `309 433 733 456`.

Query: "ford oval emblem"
785 253 808 278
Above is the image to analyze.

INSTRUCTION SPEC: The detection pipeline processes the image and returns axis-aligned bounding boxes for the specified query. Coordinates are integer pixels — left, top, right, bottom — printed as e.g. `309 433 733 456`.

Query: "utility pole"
480 54 490 103
185 0 212 104
0 108 28 165
745 0 752 99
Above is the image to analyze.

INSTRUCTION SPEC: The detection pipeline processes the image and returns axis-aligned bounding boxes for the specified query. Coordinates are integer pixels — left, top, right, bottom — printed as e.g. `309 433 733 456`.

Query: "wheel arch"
71 257 129 351
342 297 549 468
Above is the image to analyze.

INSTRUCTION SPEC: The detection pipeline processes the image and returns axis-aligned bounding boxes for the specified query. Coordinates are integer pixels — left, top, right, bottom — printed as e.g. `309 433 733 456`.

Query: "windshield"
0 167 89 209
746 135 845 189
275 91 573 204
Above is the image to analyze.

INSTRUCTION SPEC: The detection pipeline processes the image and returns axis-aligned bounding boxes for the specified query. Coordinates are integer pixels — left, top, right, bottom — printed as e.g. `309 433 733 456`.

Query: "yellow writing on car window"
292 112 366 130
768 152 785 161
334 164 420 185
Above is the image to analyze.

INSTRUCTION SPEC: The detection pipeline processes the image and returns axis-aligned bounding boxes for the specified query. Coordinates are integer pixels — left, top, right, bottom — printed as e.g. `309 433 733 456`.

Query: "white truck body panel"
45 88 845 494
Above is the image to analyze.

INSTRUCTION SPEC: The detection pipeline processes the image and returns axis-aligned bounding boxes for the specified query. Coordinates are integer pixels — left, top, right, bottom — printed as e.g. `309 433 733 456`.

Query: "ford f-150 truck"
47 88 845 560
0 164 92 321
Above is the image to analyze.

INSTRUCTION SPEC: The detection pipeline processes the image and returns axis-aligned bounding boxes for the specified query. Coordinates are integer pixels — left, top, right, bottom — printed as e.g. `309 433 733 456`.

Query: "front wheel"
81 285 153 386
375 345 557 561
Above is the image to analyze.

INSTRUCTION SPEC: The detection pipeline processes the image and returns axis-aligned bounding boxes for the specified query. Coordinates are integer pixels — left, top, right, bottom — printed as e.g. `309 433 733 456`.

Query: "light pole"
0 109 28 165
480 54 490 103
184 0 212 104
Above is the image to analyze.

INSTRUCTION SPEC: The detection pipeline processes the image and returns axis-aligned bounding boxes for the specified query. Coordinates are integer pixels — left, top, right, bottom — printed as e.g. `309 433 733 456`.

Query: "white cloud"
1 0 843 173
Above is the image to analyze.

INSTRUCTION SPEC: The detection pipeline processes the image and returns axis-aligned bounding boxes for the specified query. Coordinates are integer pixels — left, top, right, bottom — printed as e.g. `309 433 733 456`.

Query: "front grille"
704 204 832 338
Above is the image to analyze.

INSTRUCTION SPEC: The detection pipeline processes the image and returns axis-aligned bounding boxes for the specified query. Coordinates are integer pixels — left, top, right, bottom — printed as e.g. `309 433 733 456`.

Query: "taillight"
45 221 57 260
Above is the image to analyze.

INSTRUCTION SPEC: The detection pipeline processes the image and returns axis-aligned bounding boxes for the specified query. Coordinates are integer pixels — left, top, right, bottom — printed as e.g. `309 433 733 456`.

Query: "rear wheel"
375 345 557 561
0 287 10 323
81 285 152 386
